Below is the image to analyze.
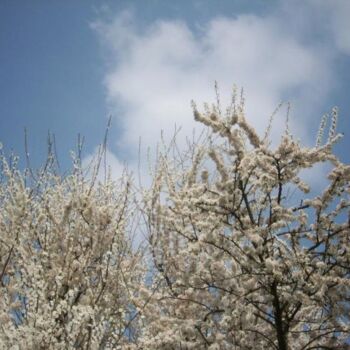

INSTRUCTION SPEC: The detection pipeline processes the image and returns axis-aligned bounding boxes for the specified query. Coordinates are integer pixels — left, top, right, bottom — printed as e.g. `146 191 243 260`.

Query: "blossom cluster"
0 151 144 349
0 93 349 349
140 98 350 349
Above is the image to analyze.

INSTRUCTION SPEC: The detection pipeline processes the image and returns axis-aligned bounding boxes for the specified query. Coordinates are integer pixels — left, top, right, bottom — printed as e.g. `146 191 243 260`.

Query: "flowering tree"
0 147 145 350
0 94 349 350
140 96 350 349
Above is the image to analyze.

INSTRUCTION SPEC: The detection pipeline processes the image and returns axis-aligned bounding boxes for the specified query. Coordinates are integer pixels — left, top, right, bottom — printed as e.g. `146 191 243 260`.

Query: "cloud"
278 0 350 56
324 0 350 55
90 2 348 184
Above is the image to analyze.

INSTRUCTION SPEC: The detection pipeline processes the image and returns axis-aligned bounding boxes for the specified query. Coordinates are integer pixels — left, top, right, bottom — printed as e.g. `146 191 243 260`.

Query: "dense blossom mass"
0 92 349 349
0 150 144 349
140 95 350 349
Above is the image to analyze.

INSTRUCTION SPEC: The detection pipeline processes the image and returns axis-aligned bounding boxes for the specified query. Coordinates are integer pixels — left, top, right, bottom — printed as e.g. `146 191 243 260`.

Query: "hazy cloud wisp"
87 2 349 181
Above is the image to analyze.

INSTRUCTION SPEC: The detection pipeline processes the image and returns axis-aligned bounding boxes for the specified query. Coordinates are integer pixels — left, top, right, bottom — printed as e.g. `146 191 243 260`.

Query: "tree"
0 145 144 350
140 94 350 349
0 92 349 350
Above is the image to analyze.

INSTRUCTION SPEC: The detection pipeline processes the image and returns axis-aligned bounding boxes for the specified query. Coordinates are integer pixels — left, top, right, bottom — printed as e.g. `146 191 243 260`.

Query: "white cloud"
326 0 350 55
90 2 347 184
278 0 350 56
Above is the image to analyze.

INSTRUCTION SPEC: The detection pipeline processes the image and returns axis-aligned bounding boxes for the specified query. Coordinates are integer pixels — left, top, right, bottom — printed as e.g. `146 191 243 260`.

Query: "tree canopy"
0 93 349 349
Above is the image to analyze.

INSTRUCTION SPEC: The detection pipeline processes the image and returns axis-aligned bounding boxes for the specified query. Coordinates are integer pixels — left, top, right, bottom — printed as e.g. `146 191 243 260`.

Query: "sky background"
0 0 349 183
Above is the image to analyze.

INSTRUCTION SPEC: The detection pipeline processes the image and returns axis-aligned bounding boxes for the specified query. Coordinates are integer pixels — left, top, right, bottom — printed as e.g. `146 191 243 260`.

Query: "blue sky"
0 0 349 179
